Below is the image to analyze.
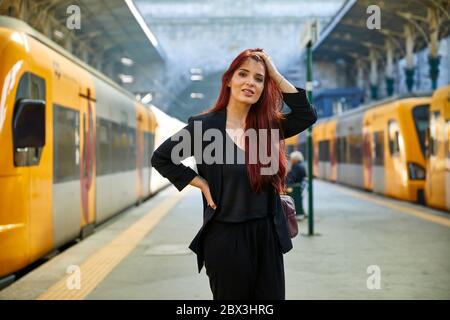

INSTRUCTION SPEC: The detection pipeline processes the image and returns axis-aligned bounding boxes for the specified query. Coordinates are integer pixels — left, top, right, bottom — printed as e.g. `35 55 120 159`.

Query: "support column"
428 7 440 90
80 45 89 64
65 36 73 53
385 39 395 96
369 48 378 100
404 24 415 92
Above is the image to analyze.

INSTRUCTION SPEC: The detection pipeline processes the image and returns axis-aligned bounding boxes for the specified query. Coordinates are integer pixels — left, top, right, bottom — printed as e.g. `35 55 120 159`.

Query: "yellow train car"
300 94 431 205
363 97 430 202
0 16 165 279
425 85 450 211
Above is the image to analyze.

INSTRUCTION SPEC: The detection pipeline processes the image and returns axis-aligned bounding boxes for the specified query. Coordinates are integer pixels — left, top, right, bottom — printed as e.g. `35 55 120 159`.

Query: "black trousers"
203 216 285 300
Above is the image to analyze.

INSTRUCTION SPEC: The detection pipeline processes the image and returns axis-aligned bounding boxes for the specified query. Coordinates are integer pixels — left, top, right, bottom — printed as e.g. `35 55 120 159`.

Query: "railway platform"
1 180 449 300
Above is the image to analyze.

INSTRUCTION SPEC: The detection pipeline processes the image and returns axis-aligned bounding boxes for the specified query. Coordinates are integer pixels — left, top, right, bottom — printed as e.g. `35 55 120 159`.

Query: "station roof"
38 0 165 65
312 0 450 63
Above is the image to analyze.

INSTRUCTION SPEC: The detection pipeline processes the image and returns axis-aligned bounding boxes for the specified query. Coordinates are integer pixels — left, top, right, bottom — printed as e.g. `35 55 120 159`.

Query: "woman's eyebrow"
238 68 264 77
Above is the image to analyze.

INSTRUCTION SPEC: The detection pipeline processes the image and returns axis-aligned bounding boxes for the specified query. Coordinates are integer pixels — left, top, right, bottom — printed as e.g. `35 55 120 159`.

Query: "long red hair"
205 48 288 194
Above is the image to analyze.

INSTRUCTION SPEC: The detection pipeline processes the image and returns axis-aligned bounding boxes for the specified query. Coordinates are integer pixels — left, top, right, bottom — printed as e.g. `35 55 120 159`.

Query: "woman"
151 48 317 299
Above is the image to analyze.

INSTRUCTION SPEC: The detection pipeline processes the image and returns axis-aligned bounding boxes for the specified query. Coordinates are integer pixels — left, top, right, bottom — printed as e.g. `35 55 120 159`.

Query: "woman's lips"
242 89 254 96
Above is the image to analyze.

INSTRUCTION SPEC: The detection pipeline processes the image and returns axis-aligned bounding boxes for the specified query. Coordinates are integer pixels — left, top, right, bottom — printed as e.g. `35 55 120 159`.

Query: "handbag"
279 194 299 238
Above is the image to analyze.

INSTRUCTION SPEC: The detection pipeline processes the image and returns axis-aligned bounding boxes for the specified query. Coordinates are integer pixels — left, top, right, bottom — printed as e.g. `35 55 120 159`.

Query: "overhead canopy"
21 0 166 65
312 0 450 63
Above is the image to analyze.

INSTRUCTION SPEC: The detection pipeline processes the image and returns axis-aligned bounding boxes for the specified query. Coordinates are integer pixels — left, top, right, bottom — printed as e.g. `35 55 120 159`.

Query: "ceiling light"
190 75 203 81
118 74 134 83
190 93 204 99
121 57 134 66
53 30 64 39
141 93 153 104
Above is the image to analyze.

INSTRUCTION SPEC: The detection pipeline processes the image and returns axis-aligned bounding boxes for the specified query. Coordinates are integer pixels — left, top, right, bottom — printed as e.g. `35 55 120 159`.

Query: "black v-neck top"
213 132 271 222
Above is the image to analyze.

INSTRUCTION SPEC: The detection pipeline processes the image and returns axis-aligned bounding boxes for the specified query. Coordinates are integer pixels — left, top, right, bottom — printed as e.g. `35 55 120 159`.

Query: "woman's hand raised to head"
254 50 298 93
189 176 217 210
254 50 283 84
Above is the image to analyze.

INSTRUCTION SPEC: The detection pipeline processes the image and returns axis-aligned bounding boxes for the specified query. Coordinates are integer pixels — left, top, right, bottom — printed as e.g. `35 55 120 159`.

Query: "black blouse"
213 132 270 222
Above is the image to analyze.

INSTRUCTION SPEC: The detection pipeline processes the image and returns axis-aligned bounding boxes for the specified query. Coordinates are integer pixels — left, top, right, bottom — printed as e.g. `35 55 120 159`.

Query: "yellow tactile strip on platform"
37 188 190 300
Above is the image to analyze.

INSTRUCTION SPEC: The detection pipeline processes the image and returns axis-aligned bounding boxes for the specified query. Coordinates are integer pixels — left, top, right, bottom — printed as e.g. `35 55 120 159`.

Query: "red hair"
205 48 288 194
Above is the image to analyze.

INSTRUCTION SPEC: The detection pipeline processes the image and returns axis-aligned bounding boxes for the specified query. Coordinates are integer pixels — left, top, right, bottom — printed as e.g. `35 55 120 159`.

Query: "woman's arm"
151 117 218 208
150 117 198 192
190 175 217 209
253 51 318 139
279 83 318 139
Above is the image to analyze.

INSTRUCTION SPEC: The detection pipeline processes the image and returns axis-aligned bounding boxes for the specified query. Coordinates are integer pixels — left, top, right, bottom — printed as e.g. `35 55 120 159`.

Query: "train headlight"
408 162 426 180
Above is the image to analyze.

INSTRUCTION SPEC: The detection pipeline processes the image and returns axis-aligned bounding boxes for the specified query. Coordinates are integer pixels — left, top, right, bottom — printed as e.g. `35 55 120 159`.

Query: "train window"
336 137 344 163
146 132 154 167
96 117 111 176
348 134 363 164
128 127 136 171
388 120 400 156
412 104 429 158
318 140 330 162
53 105 80 183
111 122 121 173
373 131 384 166
13 72 46 166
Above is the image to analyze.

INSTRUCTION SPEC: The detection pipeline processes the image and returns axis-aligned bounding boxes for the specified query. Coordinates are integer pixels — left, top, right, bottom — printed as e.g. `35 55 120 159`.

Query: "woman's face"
228 58 265 106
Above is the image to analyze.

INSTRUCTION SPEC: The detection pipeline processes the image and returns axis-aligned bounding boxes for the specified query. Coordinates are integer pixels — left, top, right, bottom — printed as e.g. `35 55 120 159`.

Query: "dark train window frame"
388 120 400 156
372 131 385 166
96 117 112 176
348 133 363 164
411 104 429 159
13 72 46 167
336 136 347 163
318 140 330 162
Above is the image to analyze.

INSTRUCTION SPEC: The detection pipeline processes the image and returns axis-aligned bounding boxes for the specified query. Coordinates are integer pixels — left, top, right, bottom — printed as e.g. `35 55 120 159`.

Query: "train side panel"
335 111 364 188
94 77 138 224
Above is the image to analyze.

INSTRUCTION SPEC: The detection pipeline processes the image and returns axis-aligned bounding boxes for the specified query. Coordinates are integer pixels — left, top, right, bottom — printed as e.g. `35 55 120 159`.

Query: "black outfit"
151 87 317 300
286 162 307 185
206 132 282 299
214 132 270 222
204 216 284 299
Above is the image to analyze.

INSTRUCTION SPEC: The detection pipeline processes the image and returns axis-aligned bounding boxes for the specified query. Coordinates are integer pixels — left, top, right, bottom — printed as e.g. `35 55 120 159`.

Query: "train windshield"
412 104 429 158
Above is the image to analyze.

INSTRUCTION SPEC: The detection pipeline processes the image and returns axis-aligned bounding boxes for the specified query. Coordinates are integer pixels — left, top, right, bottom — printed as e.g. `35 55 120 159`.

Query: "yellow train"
289 86 449 212
425 85 450 211
0 16 189 280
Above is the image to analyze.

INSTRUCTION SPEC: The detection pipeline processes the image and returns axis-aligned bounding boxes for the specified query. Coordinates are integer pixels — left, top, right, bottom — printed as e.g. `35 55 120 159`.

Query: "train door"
79 88 96 235
13 72 53 260
386 119 403 198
